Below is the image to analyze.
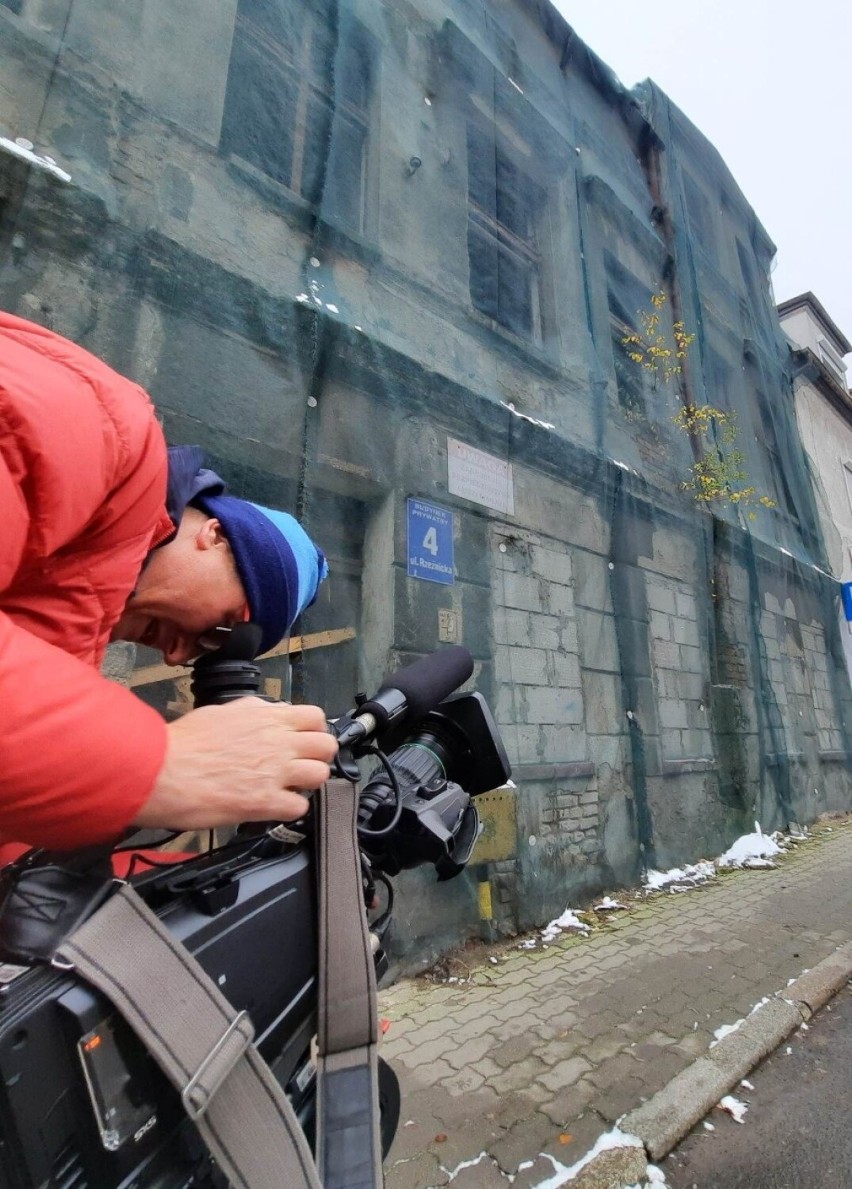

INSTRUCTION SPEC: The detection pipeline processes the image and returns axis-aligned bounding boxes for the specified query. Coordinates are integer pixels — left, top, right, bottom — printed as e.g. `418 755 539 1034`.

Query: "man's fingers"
280 759 333 791
274 791 311 821
292 730 339 763
279 703 330 732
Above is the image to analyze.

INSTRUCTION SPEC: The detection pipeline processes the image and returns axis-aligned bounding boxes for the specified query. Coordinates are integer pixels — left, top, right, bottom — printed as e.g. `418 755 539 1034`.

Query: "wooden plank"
129 626 356 688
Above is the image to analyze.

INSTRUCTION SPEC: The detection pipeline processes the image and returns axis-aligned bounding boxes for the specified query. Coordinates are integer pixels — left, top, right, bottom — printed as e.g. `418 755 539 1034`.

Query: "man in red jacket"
0 311 337 857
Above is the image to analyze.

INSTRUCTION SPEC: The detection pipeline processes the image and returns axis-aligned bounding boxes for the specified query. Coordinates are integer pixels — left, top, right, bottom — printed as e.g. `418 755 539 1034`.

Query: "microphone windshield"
380 646 473 723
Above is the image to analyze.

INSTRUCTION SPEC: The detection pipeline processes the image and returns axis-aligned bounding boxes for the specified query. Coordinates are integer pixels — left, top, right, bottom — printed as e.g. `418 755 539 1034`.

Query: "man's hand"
133 698 338 830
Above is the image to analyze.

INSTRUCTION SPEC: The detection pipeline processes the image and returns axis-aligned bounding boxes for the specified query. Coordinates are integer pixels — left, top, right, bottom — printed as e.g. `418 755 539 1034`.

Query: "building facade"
2 0 850 968
778 292 852 679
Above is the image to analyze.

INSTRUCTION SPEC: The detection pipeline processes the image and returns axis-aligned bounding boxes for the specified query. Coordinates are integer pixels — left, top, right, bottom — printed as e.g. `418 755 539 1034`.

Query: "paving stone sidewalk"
378 819 852 1188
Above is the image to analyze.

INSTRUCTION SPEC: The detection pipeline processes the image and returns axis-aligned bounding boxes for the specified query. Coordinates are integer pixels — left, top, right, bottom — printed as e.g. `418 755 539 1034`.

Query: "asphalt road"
664 983 852 1188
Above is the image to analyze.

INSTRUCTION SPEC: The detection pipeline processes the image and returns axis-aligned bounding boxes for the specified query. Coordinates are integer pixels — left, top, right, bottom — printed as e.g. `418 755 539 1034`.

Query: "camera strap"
315 778 383 1189
55 777 383 1189
56 881 322 1188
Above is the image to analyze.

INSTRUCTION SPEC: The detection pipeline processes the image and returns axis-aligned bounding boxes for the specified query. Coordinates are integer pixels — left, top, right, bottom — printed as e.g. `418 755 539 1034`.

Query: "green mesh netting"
2 0 850 968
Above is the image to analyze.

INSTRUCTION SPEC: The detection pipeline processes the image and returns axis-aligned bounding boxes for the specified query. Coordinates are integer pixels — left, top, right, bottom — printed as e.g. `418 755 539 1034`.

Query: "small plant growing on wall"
672 404 776 520
623 291 776 521
622 289 695 389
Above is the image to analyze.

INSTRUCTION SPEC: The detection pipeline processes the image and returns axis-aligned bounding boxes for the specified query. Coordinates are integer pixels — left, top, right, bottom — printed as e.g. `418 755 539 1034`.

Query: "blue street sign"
407 498 454 585
842 582 852 622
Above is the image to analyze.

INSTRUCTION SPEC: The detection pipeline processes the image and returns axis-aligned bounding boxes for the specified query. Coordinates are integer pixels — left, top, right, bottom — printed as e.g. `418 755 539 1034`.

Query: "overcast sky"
554 0 852 360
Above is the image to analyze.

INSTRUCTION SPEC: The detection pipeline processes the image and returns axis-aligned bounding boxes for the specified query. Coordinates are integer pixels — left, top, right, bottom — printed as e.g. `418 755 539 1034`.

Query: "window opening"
220 0 370 232
467 122 544 341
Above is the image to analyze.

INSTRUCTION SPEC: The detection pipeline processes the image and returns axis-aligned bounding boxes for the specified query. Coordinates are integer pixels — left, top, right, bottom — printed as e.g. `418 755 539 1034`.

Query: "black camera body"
0 641 510 1188
0 843 318 1187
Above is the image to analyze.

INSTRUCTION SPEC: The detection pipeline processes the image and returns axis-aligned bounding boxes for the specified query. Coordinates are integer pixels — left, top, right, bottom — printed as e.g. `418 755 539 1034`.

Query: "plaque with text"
447 437 514 515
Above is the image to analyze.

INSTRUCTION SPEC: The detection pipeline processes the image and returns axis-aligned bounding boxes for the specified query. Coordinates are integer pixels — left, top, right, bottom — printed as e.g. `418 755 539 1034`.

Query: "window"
682 172 716 255
817 336 848 385
736 239 769 313
754 388 797 518
220 0 371 233
467 122 545 341
606 284 647 418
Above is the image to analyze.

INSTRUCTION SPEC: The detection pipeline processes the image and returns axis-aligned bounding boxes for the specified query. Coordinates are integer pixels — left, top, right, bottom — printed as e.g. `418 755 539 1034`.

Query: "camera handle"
55 775 384 1189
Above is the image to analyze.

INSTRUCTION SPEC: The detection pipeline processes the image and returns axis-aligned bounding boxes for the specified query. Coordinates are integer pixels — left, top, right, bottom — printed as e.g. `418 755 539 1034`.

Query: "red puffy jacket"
0 312 172 854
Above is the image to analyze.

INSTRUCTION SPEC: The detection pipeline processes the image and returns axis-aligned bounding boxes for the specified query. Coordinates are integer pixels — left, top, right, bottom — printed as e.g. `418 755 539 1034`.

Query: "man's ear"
196 517 229 550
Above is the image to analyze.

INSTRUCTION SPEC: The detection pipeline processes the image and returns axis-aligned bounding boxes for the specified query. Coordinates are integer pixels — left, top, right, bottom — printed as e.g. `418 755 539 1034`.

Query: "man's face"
112 510 249 665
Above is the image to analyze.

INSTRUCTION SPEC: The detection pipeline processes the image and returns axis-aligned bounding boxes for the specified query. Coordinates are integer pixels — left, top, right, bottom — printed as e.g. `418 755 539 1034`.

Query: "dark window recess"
607 292 646 417
705 348 733 413
467 123 544 340
221 0 370 232
736 239 769 313
754 388 798 518
683 171 716 254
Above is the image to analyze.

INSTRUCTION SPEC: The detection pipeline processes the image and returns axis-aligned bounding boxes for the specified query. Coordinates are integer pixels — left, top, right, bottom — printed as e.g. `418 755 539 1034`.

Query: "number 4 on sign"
422 527 439 556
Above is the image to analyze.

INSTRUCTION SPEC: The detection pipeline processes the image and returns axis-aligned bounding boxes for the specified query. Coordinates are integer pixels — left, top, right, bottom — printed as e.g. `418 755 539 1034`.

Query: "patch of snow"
441 1151 489 1182
710 996 770 1048
0 137 71 182
326 303 339 313
740 1079 754 1091
532 1128 643 1188
518 939 538 950
718 1095 748 1123
541 908 590 942
703 1121 715 1132
594 896 628 912
717 823 783 869
644 823 800 896
644 860 716 892
499 400 556 431
295 293 310 302
710 1020 743 1047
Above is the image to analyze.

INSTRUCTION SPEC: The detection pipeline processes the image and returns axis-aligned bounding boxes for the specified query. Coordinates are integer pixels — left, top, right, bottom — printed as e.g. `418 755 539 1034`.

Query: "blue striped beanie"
195 492 329 656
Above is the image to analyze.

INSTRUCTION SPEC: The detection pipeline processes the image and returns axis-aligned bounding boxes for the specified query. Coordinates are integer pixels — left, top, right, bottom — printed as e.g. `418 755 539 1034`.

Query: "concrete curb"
573 940 852 1186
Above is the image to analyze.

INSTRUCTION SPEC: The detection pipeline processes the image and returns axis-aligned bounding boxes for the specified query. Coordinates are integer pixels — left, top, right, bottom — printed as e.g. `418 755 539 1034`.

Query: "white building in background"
778 292 852 672
778 292 852 580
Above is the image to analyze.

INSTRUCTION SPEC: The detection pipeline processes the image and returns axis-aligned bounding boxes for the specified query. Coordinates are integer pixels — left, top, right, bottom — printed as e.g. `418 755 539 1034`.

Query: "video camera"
0 632 510 1188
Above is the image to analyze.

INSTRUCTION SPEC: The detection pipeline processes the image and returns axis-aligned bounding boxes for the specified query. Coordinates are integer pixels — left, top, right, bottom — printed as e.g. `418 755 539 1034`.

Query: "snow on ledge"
500 400 555 430
0 137 71 182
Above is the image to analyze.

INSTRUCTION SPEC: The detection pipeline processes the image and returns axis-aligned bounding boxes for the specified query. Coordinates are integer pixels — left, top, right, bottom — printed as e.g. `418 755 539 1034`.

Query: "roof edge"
777 292 852 355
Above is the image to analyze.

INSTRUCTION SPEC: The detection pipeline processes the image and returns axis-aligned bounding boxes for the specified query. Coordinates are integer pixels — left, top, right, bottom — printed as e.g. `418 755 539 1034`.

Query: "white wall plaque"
447 437 514 516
